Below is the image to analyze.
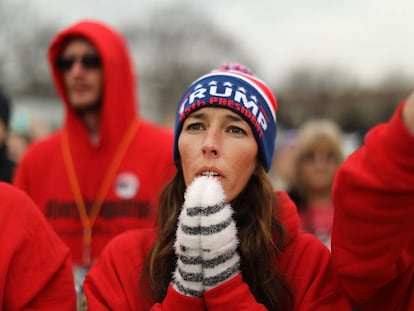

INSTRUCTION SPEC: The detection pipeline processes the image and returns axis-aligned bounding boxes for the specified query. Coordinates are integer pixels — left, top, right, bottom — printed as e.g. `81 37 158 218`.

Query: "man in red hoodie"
0 182 76 310
12 20 175 298
332 91 414 310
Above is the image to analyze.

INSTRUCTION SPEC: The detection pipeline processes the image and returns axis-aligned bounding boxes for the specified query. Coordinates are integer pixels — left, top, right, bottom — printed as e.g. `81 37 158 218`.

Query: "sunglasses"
55 54 101 71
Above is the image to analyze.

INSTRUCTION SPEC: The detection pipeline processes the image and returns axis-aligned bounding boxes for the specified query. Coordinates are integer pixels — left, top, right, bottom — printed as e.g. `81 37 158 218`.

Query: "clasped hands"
173 176 240 297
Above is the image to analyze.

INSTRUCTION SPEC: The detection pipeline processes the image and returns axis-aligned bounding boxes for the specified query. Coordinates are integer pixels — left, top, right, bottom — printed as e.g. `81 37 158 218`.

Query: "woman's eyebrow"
186 111 244 122
225 114 243 122
187 112 206 120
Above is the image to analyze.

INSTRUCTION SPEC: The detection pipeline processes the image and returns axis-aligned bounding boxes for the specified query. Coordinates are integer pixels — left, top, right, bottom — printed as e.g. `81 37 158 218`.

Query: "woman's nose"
201 130 220 157
202 146 218 156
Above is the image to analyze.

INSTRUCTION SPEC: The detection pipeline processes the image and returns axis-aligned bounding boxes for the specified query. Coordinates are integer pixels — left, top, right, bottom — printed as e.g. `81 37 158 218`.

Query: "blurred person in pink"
12 19 175 296
288 119 344 249
331 91 414 310
0 182 76 310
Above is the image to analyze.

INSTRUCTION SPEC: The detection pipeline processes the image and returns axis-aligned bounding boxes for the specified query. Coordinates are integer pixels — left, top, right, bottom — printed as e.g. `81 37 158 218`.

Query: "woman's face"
178 107 258 202
298 140 340 192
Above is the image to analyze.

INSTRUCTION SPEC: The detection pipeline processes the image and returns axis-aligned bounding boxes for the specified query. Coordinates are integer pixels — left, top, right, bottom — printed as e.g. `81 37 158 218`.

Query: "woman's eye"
227 126 246 135
186 122 204 131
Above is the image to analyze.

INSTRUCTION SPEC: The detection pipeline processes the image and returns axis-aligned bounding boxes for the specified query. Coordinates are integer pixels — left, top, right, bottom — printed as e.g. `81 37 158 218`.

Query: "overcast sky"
30 0 414 87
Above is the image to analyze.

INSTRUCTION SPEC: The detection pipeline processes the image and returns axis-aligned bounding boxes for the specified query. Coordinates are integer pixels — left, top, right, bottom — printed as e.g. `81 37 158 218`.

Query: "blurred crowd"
1 83 360 252
2 18 413 311
1 83 360 255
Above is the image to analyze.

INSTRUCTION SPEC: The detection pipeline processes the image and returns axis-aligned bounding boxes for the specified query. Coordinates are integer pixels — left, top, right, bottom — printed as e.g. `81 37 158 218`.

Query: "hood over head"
48 19 138 147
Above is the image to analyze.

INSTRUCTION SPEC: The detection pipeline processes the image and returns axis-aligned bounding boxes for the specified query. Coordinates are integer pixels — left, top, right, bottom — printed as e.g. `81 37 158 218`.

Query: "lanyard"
61 119 139 266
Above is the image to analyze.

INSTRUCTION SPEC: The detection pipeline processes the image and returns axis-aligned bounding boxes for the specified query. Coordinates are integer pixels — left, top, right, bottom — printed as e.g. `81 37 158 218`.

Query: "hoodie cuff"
383 101 414 159
161 284 204 310
205 274 263 310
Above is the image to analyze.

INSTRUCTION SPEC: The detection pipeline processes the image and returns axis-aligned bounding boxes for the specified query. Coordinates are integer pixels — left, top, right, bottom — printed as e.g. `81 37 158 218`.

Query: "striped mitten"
172 177 205 297
197 176 241 290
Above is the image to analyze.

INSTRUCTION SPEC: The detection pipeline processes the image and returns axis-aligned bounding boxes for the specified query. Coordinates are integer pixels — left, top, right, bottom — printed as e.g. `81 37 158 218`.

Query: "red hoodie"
12 20 175 268
84 191 352 310
332 102 414 311
0 182 76 310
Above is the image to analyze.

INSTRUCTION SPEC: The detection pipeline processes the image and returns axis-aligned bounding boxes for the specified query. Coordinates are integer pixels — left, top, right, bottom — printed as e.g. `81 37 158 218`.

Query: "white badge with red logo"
115 172 139 199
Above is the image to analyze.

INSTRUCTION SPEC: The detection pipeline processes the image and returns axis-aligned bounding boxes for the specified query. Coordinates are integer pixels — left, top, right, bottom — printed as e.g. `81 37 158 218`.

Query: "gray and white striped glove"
198 176 241 291
172 177 205 297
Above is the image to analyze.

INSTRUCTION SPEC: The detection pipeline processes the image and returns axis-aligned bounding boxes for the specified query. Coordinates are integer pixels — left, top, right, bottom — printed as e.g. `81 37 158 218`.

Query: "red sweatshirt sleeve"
83 229 205 311
331 102 414 308
204 274 267 310
151 285 205 311
0 183 76 310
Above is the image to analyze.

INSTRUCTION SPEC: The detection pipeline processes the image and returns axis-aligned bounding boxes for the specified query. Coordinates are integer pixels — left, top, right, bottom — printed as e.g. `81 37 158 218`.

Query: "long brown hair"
139 164 293 310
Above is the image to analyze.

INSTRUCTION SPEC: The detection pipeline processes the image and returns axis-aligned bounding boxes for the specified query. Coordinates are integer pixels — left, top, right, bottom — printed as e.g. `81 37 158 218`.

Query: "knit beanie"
173 63 278 171
0 89 11 128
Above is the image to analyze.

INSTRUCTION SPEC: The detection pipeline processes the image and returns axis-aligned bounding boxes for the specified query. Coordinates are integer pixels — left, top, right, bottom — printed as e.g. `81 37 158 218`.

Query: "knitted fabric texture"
173 177 204 297
173 65 278 172
173 176 240 296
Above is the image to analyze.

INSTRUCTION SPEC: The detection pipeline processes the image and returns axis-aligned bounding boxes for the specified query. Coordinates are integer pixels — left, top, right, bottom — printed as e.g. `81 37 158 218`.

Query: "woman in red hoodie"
0 182 76 310
331 91 414 311
84 63 352 310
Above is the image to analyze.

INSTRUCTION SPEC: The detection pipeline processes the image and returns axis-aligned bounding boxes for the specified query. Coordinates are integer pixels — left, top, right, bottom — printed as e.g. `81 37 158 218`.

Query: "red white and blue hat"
173 63 278 172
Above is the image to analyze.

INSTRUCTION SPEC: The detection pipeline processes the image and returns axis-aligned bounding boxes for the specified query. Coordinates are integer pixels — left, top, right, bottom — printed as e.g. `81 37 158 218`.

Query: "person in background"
7 113 50 163
269 129 297 191
331 90 414 310
83 63 352 310
287 119 344 249
12 19 175 300
0 88 16 182
0 182 76 310
7 131 31 163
